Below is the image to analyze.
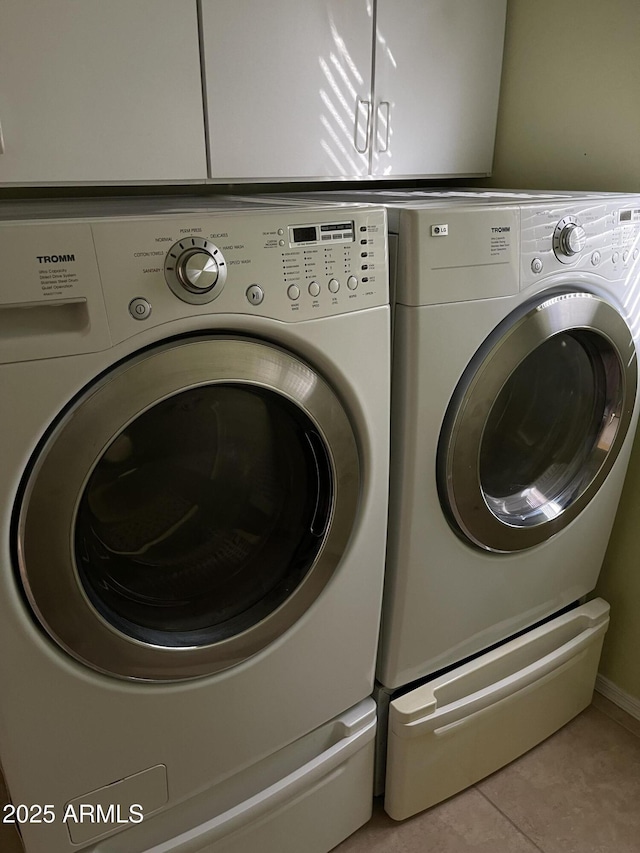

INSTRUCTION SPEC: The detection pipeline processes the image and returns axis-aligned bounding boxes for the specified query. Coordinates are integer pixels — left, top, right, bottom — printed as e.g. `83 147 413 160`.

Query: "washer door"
438 290 637 553
17 336 360 681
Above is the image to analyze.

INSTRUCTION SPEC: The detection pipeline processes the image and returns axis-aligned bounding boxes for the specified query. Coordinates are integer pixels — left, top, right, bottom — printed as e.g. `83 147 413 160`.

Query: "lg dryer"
361 190 640 819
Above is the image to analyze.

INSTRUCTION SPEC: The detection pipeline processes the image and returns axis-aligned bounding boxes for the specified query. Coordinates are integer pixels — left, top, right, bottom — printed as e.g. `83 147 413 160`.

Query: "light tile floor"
2 695 638 853
333 693 640 853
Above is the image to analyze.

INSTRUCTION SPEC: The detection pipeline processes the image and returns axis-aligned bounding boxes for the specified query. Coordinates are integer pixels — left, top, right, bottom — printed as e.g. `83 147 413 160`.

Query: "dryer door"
438 290 637 553
17 336 360 681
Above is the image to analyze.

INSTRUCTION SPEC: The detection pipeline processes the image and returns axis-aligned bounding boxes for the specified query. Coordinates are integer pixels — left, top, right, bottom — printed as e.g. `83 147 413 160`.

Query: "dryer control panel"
521 197 640 288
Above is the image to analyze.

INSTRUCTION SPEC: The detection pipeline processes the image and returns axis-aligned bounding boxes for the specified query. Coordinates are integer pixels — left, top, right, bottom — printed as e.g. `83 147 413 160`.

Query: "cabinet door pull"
354 97 371 154
376 101 390 153
0 119 5 155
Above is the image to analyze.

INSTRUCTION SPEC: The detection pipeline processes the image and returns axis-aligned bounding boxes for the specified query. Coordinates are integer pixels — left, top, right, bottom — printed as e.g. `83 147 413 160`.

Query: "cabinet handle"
0 119 5 155
353 97 371 154
376 101 390 153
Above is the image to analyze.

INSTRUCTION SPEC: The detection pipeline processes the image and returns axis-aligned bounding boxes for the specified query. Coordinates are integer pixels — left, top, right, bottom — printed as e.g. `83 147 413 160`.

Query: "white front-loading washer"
0 197 390 853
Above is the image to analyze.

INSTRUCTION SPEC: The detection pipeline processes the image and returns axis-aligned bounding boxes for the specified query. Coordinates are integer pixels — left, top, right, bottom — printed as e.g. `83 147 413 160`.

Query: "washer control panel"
86 204 388 343
0 200 387 361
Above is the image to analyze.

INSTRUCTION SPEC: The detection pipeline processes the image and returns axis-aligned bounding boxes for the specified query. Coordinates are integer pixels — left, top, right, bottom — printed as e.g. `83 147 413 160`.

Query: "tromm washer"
0 197 390 853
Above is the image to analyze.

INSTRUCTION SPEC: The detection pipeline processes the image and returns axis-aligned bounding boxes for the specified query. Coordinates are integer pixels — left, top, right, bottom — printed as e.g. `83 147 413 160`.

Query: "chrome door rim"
438 291 637 553
17 336 360 681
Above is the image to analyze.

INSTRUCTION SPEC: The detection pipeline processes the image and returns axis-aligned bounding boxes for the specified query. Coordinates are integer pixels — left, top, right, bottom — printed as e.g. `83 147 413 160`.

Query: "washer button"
246 284 264 305
308 281 321 297
328 278 340 293
623 251 630 263
531 258 543 274
591 251 601 266
129 297 151 320
287 284 300 301
613 252 620 264
347 275 359 290
278 239 285 247
277 228 284 236
634 248 639 261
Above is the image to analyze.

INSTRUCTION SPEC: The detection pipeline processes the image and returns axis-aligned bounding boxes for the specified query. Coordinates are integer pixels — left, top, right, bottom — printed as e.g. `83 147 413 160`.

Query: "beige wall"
595 440 640 701
489 0 640 192
489 0 640 701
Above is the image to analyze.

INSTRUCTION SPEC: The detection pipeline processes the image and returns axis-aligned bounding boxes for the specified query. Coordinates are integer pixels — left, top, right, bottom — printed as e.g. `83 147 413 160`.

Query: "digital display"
320 223 353 232
292 226 317 243
620 210 632 222
289 221 355 245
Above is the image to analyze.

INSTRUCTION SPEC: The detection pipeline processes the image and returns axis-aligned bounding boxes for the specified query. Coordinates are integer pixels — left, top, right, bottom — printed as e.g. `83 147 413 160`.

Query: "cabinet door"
372 0 506 178
201 0 373 181
0 1 207 185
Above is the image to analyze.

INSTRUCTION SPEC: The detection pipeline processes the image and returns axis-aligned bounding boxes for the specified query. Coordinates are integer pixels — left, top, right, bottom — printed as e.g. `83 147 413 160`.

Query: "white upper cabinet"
371 0 507 178
201 0 506 182
0 1 506 185
0 1 207 185
200 0 374 181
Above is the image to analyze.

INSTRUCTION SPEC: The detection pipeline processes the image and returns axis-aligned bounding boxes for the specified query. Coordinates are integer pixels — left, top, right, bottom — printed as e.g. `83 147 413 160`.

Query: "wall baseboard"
595 674 640 721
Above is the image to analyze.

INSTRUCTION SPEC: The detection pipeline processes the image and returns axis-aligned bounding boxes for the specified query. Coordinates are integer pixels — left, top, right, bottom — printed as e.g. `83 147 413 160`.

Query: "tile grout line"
474 785 547 853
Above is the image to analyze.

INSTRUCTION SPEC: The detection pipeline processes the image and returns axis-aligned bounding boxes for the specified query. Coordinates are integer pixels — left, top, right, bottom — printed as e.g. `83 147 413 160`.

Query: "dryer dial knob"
177 249 219 292
164 237 227 304
559 223 587 256
553 217 587 262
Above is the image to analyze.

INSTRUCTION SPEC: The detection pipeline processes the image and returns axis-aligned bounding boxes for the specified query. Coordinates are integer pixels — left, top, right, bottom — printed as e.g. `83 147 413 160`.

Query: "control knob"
164 237 227 304
178 249 219 291
553 217 587 263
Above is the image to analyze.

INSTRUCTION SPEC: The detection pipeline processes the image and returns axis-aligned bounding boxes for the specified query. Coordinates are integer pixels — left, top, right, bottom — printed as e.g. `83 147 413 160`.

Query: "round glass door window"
75 384 331 647
438 291 637 553
17 336 360 680
479 332 606 526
